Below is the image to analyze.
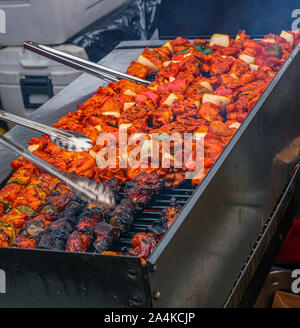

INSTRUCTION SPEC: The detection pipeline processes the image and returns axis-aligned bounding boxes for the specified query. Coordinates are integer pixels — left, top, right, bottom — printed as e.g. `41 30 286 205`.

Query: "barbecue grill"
0 36 300 307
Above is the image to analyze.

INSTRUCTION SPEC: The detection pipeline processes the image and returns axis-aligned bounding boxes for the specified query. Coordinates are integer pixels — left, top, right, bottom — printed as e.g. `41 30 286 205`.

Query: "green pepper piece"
15 205 35 217
176 47 190 54
6 180 20 185
0 200 11 211
0 221 16 246
194 43 213 55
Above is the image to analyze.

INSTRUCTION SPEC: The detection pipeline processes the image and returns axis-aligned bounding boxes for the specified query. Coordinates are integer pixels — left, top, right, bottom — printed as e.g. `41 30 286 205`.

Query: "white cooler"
0 0 132 46
0 44 88 117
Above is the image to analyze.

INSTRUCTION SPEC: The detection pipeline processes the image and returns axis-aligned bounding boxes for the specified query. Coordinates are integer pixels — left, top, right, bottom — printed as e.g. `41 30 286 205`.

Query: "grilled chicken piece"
126 61 151 79
93 222 120 253
0 183 23 205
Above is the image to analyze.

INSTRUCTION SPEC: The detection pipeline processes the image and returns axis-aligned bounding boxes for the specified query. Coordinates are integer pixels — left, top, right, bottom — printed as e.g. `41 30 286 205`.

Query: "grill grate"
115 181 196 249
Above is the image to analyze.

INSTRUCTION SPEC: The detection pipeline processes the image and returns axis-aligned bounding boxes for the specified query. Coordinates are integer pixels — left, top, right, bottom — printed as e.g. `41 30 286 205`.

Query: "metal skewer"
0 110 92 152
0 133 115 207
24 41 151 85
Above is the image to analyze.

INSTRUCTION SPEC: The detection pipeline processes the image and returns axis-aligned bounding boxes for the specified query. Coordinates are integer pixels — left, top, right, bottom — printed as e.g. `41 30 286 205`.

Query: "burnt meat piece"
77 206 103 225
125 172 164 206
35 231 66 251
47 218 74 240
93 222 120 253
45 191 73 212
107 198 137 232
13 235 35 249
104 177 120 196
127 233 157 259
20 219 46 238
65 231 92 253
147 198 181 238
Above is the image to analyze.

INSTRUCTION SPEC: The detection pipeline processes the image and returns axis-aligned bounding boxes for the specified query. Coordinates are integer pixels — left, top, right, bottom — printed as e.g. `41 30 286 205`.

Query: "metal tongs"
24 41 151 85
0 133 115 207
0 110 92 152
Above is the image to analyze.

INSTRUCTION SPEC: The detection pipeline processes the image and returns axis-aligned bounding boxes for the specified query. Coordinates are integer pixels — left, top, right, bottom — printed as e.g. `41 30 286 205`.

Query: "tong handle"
24 41 151 85
0 109 82 142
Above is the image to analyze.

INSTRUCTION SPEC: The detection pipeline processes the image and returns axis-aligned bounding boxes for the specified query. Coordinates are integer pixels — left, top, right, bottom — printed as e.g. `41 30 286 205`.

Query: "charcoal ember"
20 219 46 238
125 172 164 206
107 198 137 232
93 222 120 253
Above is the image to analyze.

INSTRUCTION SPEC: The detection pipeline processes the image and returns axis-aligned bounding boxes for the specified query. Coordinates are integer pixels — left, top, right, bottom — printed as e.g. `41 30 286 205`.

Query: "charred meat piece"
13 235 35 249
35 231 66 250
58 198 86 228
38 203 59 221
103 177 121 202
47 218 74 241
125 172 164 207
103 177 120 196
93 222 120 253
20 219 46 238
65 231 92 253
148 199 182 238
64 207 102 253
45 191 73 212
127 232 157 259
107 198 137 233
77 206 103 225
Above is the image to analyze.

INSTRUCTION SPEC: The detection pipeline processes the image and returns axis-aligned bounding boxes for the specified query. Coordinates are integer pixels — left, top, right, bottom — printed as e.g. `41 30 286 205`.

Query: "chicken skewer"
24 41 151 85
0 110 92 152
0 133 115 207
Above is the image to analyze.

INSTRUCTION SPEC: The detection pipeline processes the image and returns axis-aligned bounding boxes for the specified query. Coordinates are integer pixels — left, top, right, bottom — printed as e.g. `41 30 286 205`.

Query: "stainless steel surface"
24 41 151 85
146 41 300 307
0 40 299 307
0 110 92 152
0 134 114 207
224 164 299 307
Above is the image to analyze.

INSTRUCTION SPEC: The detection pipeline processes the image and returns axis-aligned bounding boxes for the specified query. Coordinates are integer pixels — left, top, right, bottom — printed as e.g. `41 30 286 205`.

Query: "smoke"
158 0 300 38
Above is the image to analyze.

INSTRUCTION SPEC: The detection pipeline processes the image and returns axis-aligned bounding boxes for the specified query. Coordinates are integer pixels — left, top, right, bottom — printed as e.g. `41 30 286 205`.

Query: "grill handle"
24 41 151 85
